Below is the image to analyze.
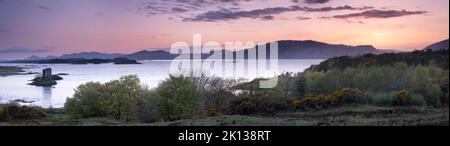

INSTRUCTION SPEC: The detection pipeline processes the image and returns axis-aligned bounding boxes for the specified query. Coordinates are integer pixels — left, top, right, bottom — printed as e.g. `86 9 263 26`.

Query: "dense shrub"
0 103 46 121
367 91 426 107
202 108 217 117
293 88 366 110
301 62 446 107
332 88 366 104
291 99 302 109
393 90 411 106
410 94 426 106
306 49 449 72
392 90 426 106
437 70 449 106
367 92 394 106
296 95 331 110
192 75 236 116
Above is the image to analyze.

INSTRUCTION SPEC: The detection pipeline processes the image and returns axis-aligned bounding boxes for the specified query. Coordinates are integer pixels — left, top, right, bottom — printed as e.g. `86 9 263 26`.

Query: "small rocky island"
112 58 141 64
29 68 63 87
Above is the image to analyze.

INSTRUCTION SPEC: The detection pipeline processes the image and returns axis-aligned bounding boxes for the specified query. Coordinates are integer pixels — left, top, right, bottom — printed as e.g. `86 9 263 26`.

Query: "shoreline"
0 66 25 77
0 66 38 77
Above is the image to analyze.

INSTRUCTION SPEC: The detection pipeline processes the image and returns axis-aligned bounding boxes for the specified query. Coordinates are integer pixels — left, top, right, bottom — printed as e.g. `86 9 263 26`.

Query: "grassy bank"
1 106 447 126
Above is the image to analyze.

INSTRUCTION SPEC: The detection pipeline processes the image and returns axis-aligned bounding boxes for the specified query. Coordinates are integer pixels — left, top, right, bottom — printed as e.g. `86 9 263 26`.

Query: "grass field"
1 106 448 126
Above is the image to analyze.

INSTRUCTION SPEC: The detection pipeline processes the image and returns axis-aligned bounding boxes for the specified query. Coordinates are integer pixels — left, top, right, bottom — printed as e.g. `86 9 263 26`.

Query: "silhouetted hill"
24 52 123 60
424 39 449 51
21 40 398 61
269 40 391 59
24 55 57 60
59 52 124 59
119 50 179 60
9 58 140 65
233 40 394 59
306 49 449 72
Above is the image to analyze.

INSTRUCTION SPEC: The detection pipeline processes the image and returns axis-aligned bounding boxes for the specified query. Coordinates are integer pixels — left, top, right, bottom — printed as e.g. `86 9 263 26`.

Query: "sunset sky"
0 0 448 59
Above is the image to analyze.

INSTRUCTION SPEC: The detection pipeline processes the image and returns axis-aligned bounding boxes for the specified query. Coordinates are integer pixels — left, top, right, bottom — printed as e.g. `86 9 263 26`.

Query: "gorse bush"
293 88 366 110
393 90 411 106
296 95 331 110
229 94 275 115
332 88 366 104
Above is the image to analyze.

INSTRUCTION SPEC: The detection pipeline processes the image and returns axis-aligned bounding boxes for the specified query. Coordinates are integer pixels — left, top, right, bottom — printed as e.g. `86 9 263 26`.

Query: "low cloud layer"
0 47 53 54
136 0 259 17
296 16 312 20
135 0 429 23
304 0 331 4
333 10 427 19
0 29 8 33
183 5 372 22
291 0 331 4
37 5 51 10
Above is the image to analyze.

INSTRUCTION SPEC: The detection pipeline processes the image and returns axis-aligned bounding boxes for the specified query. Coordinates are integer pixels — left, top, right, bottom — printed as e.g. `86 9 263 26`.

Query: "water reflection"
42 87 52 107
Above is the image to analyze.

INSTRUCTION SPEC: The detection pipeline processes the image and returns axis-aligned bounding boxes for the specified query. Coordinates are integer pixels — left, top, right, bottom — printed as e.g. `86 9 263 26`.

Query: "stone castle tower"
43 68 52 79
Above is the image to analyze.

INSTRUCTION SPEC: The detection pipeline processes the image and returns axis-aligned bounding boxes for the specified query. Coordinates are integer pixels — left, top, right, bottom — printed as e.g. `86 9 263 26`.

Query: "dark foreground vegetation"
1 104 447 126
1 49 448 126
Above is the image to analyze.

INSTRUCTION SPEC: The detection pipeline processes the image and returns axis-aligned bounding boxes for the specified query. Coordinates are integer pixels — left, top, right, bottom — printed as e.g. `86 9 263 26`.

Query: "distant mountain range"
249 40 397 59
24 55 58 60
24 52 124 60
423 39 449 51
59 52 124 59
119 50 178 60
19 40 411 61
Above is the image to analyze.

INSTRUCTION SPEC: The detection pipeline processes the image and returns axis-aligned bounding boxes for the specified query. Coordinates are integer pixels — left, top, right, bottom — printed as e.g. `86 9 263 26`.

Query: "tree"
154 75 202 121
64 75 142 122
296 74 306 98
64 82 106 118
103 75 141 121
136 89 159 123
